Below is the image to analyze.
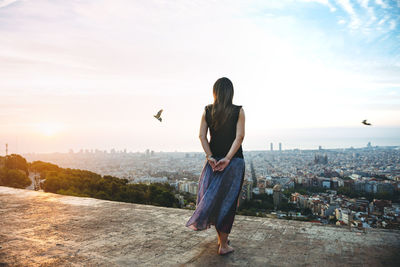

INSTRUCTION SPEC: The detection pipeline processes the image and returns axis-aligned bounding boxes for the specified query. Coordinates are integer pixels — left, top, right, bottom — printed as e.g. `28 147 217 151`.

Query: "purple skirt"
185 157 245 234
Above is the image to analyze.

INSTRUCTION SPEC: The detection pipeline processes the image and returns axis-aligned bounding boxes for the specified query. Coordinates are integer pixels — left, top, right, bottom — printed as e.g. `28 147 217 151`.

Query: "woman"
185 77 245 256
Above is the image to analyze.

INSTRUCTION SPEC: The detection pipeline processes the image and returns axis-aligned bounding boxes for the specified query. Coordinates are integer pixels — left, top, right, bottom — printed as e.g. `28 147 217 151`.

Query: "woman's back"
205 104 243 159
186 77 245 255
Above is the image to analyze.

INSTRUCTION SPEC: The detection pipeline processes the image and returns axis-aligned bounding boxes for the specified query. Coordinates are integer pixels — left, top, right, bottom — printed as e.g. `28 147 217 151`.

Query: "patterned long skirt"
185 157 245 234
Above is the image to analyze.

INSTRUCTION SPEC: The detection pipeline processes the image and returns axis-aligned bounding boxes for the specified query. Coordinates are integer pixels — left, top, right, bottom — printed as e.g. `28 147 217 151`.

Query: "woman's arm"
199 110 217 170
215 108 245 171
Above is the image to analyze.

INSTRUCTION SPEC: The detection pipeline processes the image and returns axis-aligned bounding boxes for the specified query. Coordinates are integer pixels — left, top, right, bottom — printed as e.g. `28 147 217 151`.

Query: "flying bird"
154 109 163 122
362 119 372 126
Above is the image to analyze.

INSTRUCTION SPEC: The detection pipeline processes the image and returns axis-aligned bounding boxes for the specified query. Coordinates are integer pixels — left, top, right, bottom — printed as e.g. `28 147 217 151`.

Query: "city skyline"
5 138 399 156
1 0 399 153
2 125 400 154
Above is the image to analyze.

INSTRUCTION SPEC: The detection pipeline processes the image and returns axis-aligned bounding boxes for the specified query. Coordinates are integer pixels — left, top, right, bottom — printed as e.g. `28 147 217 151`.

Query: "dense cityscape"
21 143 400 230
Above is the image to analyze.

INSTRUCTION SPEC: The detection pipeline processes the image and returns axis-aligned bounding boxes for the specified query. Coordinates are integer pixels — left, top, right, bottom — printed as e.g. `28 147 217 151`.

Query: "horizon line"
14 145 400 155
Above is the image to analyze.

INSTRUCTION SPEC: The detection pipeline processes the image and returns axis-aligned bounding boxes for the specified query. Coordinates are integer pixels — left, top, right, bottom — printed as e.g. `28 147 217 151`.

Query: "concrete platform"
0 186 399 266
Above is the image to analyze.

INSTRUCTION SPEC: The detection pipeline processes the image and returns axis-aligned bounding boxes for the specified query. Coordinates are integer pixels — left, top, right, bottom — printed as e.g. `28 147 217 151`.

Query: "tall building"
279 142 282 151
270 143 273 151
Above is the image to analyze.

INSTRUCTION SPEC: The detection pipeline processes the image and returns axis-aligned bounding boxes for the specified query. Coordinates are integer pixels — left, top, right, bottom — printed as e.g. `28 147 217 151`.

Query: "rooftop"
0 186 399 266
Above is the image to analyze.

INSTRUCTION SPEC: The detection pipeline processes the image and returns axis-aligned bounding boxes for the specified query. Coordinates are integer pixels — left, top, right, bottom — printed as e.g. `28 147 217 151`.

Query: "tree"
37 162 180 208
4 154 29 175
302 208 312 215
0 169 31 188
29 161 60 179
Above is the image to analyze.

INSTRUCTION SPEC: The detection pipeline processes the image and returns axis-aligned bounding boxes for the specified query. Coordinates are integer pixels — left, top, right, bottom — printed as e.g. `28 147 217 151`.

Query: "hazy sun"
37 123 63 137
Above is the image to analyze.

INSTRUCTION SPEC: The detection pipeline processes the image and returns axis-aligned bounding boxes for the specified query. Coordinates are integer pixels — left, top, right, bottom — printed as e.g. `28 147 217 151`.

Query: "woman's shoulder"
205 104 242 109
205 104 213 110
204 104 213 115
232 104 243 111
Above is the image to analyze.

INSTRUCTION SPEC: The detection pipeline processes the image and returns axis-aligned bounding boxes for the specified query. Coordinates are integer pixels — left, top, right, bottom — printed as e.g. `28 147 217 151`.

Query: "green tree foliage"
29 161 60 179
41 167 180 208
181 191 196 206
0 154 180 208
0 168 31 188
4 154 29 175
337 187 399 202
0 155 31 188
238 193 275 213
278 201 297 211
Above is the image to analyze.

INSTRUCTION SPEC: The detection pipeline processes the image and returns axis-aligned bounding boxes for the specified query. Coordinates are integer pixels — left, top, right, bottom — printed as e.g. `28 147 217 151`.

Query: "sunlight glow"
36 123 63 137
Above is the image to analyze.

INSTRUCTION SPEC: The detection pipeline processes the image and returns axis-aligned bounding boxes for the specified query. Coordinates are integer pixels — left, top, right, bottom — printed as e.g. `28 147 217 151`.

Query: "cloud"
389 20 396 30
378 15 389 25
336 0 361 29
302 0 337 12
336 0 355 15
337 0 399 35
358 0 369 8
375 0 388 8
0 0 19 9
357 0 377 26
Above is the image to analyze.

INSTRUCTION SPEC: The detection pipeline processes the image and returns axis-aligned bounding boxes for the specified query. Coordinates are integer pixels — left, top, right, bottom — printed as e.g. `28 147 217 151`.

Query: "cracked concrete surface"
0 186 399 266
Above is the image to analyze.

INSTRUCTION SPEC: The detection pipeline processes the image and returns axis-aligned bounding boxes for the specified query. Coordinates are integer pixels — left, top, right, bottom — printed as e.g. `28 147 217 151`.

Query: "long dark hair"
211 77 234 130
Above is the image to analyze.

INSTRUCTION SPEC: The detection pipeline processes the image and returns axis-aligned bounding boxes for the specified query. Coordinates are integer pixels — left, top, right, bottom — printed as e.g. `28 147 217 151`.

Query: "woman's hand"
207 157 218 171
215 158 230 172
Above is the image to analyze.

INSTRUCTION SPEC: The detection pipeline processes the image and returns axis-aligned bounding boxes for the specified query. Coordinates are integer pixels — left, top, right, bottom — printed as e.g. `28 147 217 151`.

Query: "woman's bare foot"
218 245 234 255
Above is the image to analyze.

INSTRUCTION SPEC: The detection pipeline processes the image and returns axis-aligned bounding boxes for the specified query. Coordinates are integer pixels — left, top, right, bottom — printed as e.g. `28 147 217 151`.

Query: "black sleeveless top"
205 104 243 159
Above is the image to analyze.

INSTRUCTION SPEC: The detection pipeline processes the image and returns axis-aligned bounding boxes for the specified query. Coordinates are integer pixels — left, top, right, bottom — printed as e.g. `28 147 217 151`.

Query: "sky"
0 0 399 154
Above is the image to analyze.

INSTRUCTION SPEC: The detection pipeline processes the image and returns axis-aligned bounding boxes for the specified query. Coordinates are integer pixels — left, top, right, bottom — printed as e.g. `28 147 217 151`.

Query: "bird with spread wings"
154 109 163 122
362 119 372 126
